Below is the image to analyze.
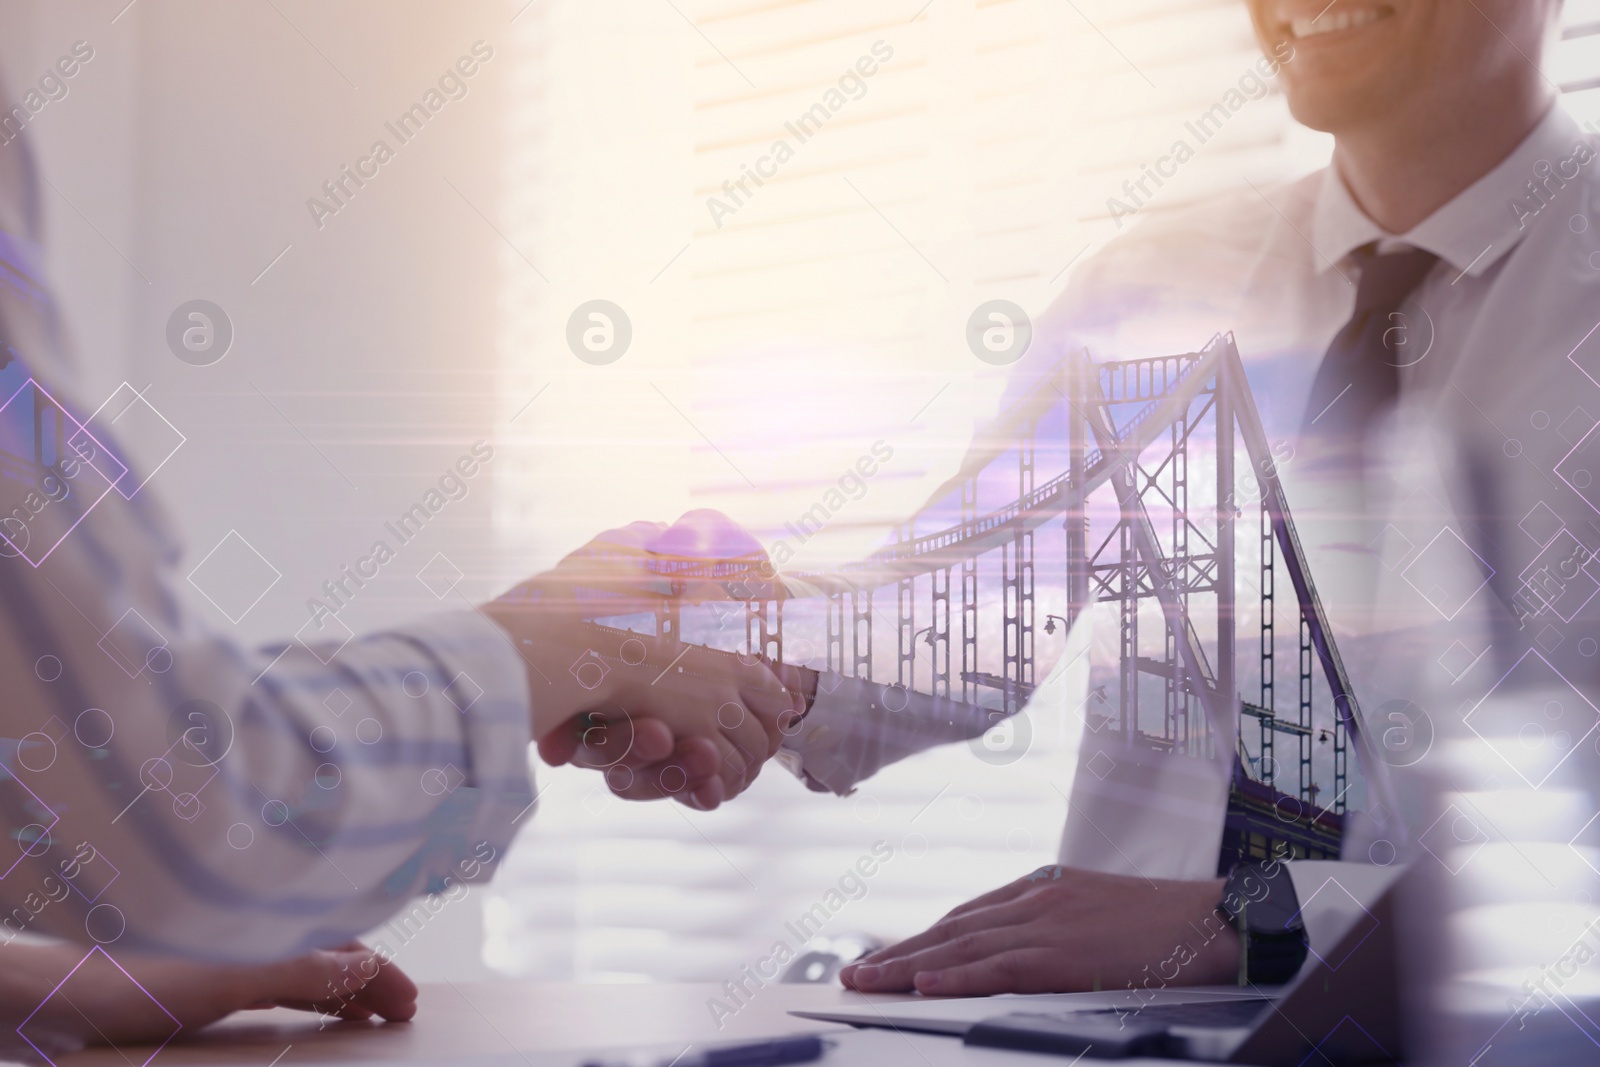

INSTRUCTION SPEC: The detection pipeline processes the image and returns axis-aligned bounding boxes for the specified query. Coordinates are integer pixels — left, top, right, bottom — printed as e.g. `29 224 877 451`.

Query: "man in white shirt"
789 0 1598 995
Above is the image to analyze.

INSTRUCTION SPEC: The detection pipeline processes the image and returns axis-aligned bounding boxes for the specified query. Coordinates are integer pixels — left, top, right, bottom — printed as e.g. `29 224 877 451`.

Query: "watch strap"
1217 860 1309 986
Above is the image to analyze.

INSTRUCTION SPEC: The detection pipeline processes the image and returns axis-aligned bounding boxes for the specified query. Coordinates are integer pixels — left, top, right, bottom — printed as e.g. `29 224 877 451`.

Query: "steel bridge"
603 335 1385 866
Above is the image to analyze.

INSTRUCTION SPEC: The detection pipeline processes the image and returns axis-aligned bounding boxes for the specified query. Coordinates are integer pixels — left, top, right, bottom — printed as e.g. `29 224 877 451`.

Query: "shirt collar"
1310 102 1589 277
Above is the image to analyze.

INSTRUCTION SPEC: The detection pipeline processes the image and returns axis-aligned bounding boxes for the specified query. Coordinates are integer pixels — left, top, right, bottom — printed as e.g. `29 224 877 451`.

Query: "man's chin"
1282 84 1391 135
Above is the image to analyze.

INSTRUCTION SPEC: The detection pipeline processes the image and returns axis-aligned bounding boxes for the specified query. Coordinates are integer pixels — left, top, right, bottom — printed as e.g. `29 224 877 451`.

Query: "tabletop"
56 982 929 1067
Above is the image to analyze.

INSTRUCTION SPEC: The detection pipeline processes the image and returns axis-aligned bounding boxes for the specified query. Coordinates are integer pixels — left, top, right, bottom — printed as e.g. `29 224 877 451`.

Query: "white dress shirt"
785 100 1600 964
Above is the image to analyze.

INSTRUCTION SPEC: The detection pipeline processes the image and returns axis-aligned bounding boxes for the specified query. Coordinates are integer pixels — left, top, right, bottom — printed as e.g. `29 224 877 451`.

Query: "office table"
57 983 909 1066
52 982 1189 1067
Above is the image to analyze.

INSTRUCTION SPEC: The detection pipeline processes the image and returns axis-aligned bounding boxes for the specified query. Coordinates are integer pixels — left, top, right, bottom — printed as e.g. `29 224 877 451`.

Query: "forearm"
0 940 82 1017
0 942 89 1058
770 574 1088 795
779 673 1011 794
0 941 206 1055
2 603 532 961
0 363 547 958
1186 877 1243 986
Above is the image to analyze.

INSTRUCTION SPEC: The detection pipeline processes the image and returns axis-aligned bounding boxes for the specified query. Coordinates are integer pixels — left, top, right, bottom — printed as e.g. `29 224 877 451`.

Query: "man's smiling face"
1245 0 1556 134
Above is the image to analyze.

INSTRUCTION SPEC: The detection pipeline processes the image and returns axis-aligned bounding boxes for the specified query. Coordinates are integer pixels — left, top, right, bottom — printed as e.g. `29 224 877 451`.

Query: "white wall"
5 0 519 980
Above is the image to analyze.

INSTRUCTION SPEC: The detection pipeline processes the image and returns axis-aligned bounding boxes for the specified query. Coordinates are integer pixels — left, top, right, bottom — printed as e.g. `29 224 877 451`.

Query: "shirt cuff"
1284 860 1403 969
778 674 1009 795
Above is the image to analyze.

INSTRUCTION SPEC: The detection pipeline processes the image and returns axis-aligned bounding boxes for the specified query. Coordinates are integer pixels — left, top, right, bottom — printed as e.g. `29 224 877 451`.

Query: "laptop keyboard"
1078 997 1272 1029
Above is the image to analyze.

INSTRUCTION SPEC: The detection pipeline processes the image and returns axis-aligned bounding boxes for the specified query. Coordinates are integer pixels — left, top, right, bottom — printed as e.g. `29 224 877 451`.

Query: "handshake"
480 511 813 810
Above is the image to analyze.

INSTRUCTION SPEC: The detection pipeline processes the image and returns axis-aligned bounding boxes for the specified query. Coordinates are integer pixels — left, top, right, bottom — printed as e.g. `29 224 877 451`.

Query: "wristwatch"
1216 860 1309 986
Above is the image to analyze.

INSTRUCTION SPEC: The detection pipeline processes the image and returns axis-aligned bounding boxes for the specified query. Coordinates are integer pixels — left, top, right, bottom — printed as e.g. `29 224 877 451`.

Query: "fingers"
530 515 767 620
619 718 675 765
634 647 802 798
676 735 740 809
271 945 417 1023
274 999 374 1021
534 726 581 768
593 672 797 809
338 946 418 1022
574 713 675 769
911 949 1063 997
604 681 763 796
601 737 734 807
846 895 1034 976
840 924 1038 993
536 706 690 773
533 712 645 769
710 694 781 774
525 622 802 809
686 775 727 810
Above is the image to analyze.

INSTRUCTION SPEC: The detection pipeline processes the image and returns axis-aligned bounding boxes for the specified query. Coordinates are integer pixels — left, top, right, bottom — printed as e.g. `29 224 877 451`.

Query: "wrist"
478 599 574 743
1216 860 1309 986
1189 877 1243 985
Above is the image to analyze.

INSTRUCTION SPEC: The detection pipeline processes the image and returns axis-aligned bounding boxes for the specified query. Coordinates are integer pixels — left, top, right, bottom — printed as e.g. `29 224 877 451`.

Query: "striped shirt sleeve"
0 363 535 962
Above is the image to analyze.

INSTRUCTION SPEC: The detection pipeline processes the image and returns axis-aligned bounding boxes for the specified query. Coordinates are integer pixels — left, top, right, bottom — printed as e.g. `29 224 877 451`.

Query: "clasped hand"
483 511 804 811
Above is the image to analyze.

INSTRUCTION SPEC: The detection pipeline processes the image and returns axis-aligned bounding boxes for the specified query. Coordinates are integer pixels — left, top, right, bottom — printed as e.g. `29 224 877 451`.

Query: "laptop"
791 873 1400 1064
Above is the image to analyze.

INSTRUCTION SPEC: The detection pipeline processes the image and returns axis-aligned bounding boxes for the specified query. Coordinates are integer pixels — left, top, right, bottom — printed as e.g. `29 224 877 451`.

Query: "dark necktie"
1220 244 1440 873
1301 243 1440 441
